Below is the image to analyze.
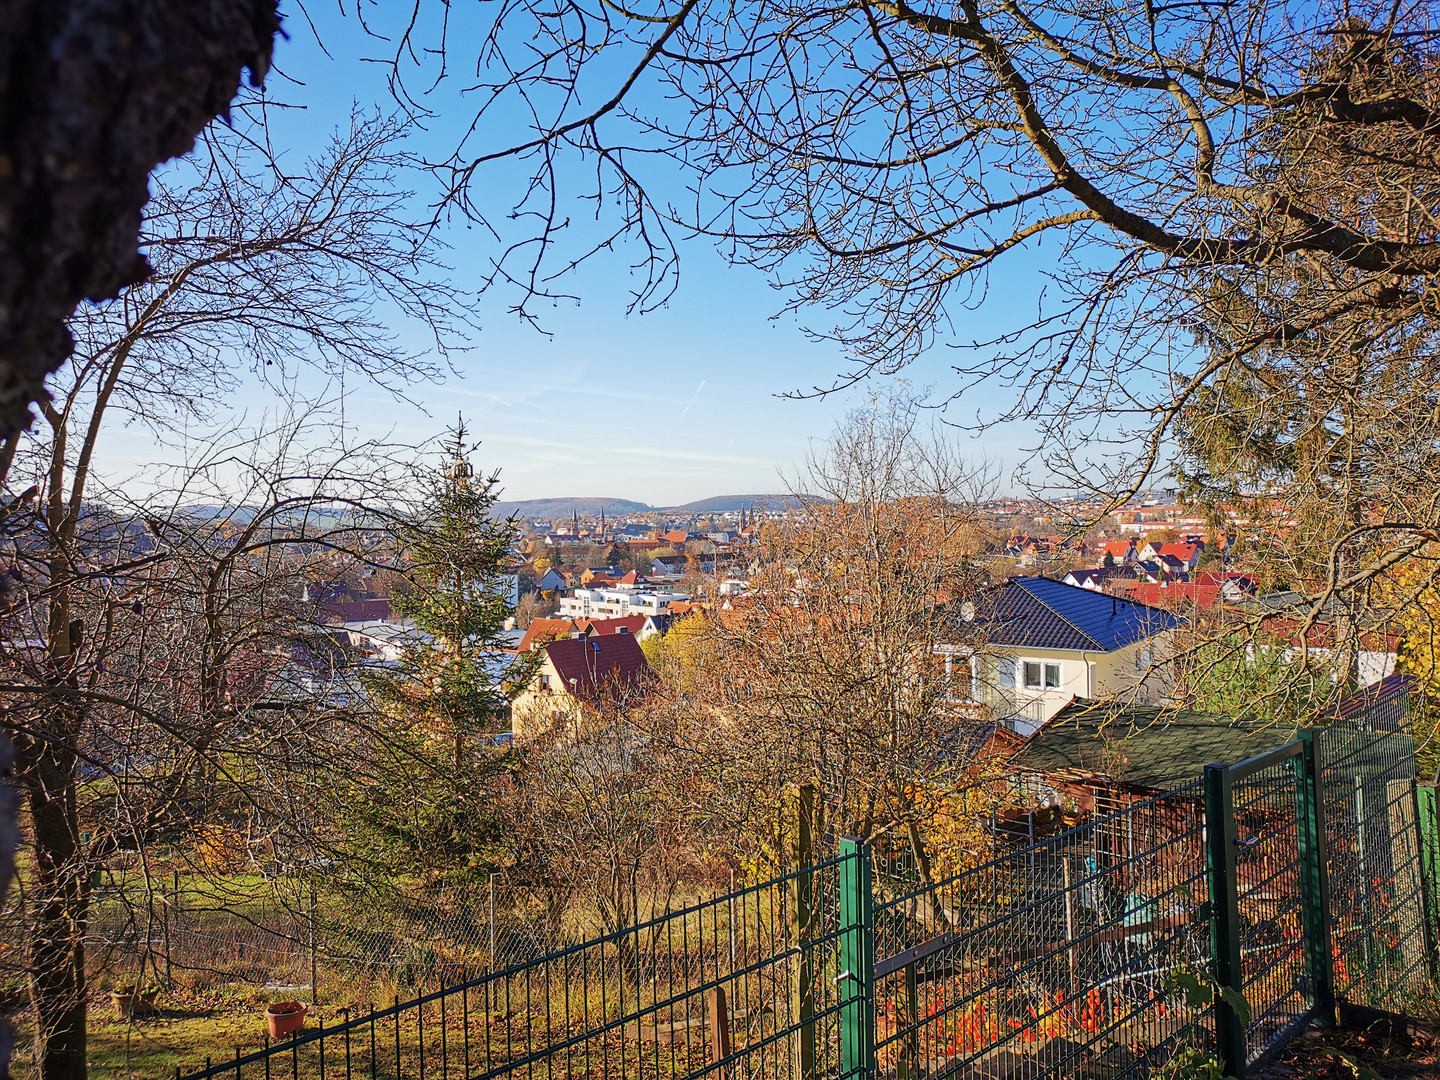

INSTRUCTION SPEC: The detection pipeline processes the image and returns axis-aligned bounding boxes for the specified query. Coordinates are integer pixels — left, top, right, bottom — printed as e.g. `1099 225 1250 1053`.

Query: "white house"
943 576 1180 736
558 587 692 620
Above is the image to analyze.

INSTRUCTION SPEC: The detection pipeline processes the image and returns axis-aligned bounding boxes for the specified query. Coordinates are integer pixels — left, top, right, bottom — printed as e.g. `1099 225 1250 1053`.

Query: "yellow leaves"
643 613 715 695
1374 553 1440 776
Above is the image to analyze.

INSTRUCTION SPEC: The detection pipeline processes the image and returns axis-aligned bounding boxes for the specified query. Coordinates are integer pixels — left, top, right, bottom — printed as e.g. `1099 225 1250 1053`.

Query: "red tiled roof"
320 598 395 623
1335 672 1414 721
577 615 648 637
1118 581 1222 609
1157 543 1199 561
660 530 689 545
517 617 577 653
1260 619 1400 653
545 634 651 699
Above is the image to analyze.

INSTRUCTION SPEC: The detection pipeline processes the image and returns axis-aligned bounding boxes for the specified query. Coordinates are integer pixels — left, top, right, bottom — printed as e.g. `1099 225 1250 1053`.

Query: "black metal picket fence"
176 712 1440 1080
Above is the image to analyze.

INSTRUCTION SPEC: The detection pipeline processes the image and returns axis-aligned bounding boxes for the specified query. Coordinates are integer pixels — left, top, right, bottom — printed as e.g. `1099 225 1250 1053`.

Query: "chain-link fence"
0 868 596 1017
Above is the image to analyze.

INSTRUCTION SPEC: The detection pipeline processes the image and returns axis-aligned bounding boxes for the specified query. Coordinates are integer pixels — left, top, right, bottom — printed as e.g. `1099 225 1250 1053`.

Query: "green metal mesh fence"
1320 722 1431 1011
868 781 1213 1079
140 704 1440 1080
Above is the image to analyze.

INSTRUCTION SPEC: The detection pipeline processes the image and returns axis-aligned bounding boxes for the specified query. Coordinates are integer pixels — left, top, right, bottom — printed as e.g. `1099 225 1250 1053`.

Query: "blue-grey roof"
976 576 1179 652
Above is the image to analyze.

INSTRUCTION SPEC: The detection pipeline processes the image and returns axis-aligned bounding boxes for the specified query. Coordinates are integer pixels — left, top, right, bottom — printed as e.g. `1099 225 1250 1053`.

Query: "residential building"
511 632 652 740
1097 538 1138 565
575 614 648 638
944 576 1180 736
337 619 431 663
1063 566 1135 591
1153 542 1202 572
651 554 716 578
536 568 567 592
558 587 692 620
1132 556 1188 583
515 617 577 654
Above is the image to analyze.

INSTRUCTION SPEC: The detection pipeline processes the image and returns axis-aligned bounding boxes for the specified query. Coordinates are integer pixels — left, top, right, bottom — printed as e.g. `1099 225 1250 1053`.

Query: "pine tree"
383 419 517 750
334 420 524 891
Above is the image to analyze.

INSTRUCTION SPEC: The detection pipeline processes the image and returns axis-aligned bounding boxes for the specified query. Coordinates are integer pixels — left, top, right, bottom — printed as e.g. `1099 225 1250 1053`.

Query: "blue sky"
107 3 1053 507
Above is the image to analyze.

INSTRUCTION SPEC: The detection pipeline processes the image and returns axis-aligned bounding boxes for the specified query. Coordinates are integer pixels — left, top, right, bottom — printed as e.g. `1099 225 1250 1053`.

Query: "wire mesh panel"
1320 721 1429 1011
868 781 1212 1080
1227 750 1310 1065
175 854 855 1080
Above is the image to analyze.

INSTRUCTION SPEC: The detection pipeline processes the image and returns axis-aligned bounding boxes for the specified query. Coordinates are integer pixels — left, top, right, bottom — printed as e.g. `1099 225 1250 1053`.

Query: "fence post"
1204 763 1246 1079
309 882 318 1005
489 872 499 971
898 961 919 1080
791 785 816 1080
1296 730 1335 1028
838 837 874 1080
706 985 733 1078
1418 783 1440 979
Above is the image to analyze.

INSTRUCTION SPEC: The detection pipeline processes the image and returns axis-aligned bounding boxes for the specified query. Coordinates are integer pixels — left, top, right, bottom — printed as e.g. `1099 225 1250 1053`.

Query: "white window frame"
1022 661 1043 689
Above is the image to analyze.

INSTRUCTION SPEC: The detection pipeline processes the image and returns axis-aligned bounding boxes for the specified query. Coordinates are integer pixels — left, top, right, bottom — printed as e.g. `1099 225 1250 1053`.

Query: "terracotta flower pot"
266 1000 308 1039
111 984 159 1020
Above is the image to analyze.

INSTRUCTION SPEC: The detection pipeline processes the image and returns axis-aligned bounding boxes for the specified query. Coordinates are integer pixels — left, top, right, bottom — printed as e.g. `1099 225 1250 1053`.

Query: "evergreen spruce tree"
383 419 517 754
335 420 524 891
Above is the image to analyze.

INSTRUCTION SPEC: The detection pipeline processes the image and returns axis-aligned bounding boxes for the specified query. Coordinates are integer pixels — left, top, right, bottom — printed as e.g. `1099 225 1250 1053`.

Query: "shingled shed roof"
975 576 1179 653
1010 700 1296 792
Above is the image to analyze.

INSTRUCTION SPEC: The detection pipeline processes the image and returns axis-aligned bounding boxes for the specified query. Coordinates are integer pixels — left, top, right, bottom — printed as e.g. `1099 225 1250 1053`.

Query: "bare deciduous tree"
347 0 1440 645
644 395 1003 883
0 107 464 1080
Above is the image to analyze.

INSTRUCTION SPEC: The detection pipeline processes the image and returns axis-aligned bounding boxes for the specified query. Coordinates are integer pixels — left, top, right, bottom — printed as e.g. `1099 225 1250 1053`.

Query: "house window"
540 674 551 691
1024 661 1062 689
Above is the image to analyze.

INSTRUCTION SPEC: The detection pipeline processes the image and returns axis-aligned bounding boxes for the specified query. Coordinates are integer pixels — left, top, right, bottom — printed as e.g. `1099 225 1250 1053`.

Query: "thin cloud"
680 380 707 416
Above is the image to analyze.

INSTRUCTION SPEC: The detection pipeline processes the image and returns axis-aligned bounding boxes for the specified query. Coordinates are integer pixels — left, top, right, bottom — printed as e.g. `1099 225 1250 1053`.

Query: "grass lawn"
10 987 346 1080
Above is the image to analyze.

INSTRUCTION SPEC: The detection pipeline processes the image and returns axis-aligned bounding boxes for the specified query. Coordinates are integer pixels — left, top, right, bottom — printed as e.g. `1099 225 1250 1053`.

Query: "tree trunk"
0 732 16 1078
0 0 280 437
23 734 88 1080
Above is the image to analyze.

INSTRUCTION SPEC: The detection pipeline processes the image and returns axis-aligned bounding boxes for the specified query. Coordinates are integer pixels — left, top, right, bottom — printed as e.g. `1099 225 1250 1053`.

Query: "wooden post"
791 785 816 1080
706 986 732 1078
1062 857 1079 997
898 961 919 1080
309 882 318 1004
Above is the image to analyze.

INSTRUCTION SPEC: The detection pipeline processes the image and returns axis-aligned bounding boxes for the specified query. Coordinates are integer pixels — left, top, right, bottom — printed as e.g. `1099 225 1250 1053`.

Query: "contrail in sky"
680 380 707 416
